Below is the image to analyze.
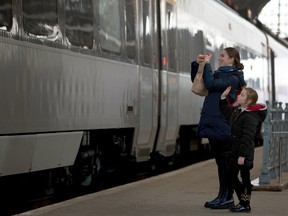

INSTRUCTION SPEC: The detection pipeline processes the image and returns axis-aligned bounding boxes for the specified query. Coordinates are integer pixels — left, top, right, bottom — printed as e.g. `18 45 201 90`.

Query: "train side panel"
0 132 82 176
0 0 142 177
0 38 139 133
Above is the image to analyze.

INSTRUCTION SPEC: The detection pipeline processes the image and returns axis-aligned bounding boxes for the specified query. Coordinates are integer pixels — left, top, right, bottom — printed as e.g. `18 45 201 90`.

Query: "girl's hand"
238 156 245 165
221 86 232 98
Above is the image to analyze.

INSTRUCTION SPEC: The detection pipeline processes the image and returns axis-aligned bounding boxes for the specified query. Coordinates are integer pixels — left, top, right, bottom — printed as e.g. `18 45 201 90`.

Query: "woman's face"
218 50 234 67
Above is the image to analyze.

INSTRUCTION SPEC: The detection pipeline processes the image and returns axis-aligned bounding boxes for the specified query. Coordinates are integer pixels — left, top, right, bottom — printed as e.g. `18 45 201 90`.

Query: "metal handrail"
259 101 288 184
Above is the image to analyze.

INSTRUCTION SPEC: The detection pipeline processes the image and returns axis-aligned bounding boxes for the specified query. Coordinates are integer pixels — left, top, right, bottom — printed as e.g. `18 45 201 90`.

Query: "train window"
205 34 214 51
22 0 58 38
125 0 136 59
166 3 176 71
240 49 249 60
191 30 204 64
0 0 12 31
152 0 159 69
65 0 93 49
99 0 121 54
142 0 151 65
178 29 194 72
178 29 204 72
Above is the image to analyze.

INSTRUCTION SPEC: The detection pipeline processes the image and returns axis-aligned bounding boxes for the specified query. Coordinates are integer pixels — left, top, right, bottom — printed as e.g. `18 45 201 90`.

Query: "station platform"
17 147 288 216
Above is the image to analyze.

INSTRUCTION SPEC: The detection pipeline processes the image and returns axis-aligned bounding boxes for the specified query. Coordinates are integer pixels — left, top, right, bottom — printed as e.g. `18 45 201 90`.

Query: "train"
0 0 288 202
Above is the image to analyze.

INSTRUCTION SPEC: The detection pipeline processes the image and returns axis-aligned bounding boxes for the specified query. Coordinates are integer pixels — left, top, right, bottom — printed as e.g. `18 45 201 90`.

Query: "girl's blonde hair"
244 87 258 106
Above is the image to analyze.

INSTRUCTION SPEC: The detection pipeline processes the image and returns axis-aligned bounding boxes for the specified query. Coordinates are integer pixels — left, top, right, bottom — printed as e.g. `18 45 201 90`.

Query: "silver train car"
0 0 287 191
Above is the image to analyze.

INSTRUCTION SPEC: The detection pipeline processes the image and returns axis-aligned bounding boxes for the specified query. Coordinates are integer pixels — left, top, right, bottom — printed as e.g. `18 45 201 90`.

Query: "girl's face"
237 89 249 107
218 50 234 67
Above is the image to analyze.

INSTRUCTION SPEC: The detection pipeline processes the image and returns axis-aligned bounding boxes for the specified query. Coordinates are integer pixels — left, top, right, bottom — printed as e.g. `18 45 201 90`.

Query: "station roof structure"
221 0 270 20
222 0 288 45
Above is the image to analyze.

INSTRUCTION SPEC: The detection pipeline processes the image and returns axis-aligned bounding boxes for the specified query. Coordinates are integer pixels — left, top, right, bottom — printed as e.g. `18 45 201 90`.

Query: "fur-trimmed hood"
243 103 267 122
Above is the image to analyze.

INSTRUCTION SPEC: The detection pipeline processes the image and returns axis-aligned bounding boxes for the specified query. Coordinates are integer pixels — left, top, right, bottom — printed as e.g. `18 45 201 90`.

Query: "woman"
220 86 267 212
190 47 246 209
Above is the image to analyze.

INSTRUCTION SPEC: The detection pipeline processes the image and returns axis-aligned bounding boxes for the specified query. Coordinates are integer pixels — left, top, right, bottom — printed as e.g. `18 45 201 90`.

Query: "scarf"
217 65 237 73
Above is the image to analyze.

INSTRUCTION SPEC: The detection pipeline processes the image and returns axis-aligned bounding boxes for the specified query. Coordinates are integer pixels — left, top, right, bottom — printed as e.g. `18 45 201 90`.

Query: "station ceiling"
221 0 271 20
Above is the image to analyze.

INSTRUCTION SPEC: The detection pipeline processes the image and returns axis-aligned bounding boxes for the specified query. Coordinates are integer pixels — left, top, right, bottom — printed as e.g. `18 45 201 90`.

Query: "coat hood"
246 103 267 122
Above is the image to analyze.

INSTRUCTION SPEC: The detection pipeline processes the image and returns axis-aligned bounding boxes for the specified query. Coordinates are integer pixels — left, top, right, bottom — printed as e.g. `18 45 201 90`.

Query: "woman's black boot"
204 187 224 208
210 187 234 209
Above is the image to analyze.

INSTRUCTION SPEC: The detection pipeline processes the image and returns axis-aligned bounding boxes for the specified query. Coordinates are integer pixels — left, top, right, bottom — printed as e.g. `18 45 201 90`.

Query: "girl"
220 86 267 212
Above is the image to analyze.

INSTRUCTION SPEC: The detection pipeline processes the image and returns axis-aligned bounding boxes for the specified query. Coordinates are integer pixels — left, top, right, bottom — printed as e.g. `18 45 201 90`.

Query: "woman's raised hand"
197 53 212 63
221 86 232 98
196 54 205 63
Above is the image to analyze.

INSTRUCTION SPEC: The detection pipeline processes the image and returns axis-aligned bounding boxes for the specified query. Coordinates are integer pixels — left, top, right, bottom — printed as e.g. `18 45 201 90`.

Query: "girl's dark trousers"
227 158 253 207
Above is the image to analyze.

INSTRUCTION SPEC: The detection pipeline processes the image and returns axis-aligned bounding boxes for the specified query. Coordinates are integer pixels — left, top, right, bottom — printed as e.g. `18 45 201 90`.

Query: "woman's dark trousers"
204 139 234 209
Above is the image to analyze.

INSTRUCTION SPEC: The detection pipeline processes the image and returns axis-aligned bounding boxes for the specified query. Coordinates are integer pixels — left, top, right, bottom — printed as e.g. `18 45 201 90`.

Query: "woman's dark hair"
224 47 244 70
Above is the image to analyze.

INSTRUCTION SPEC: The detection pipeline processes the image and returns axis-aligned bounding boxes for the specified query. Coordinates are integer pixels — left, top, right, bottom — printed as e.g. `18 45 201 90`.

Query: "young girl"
220 86 267 212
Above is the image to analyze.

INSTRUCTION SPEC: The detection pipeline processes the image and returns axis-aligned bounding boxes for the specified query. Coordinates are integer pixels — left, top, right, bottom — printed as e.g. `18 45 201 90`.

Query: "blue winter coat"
191 61 246 141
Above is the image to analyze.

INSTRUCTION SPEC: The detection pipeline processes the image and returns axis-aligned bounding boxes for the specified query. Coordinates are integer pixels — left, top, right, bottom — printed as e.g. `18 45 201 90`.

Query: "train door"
135 0 159 162
154 0 179 158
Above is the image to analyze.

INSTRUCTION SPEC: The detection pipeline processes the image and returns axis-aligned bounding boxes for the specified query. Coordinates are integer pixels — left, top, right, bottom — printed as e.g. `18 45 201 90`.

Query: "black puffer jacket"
220 100 267 167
